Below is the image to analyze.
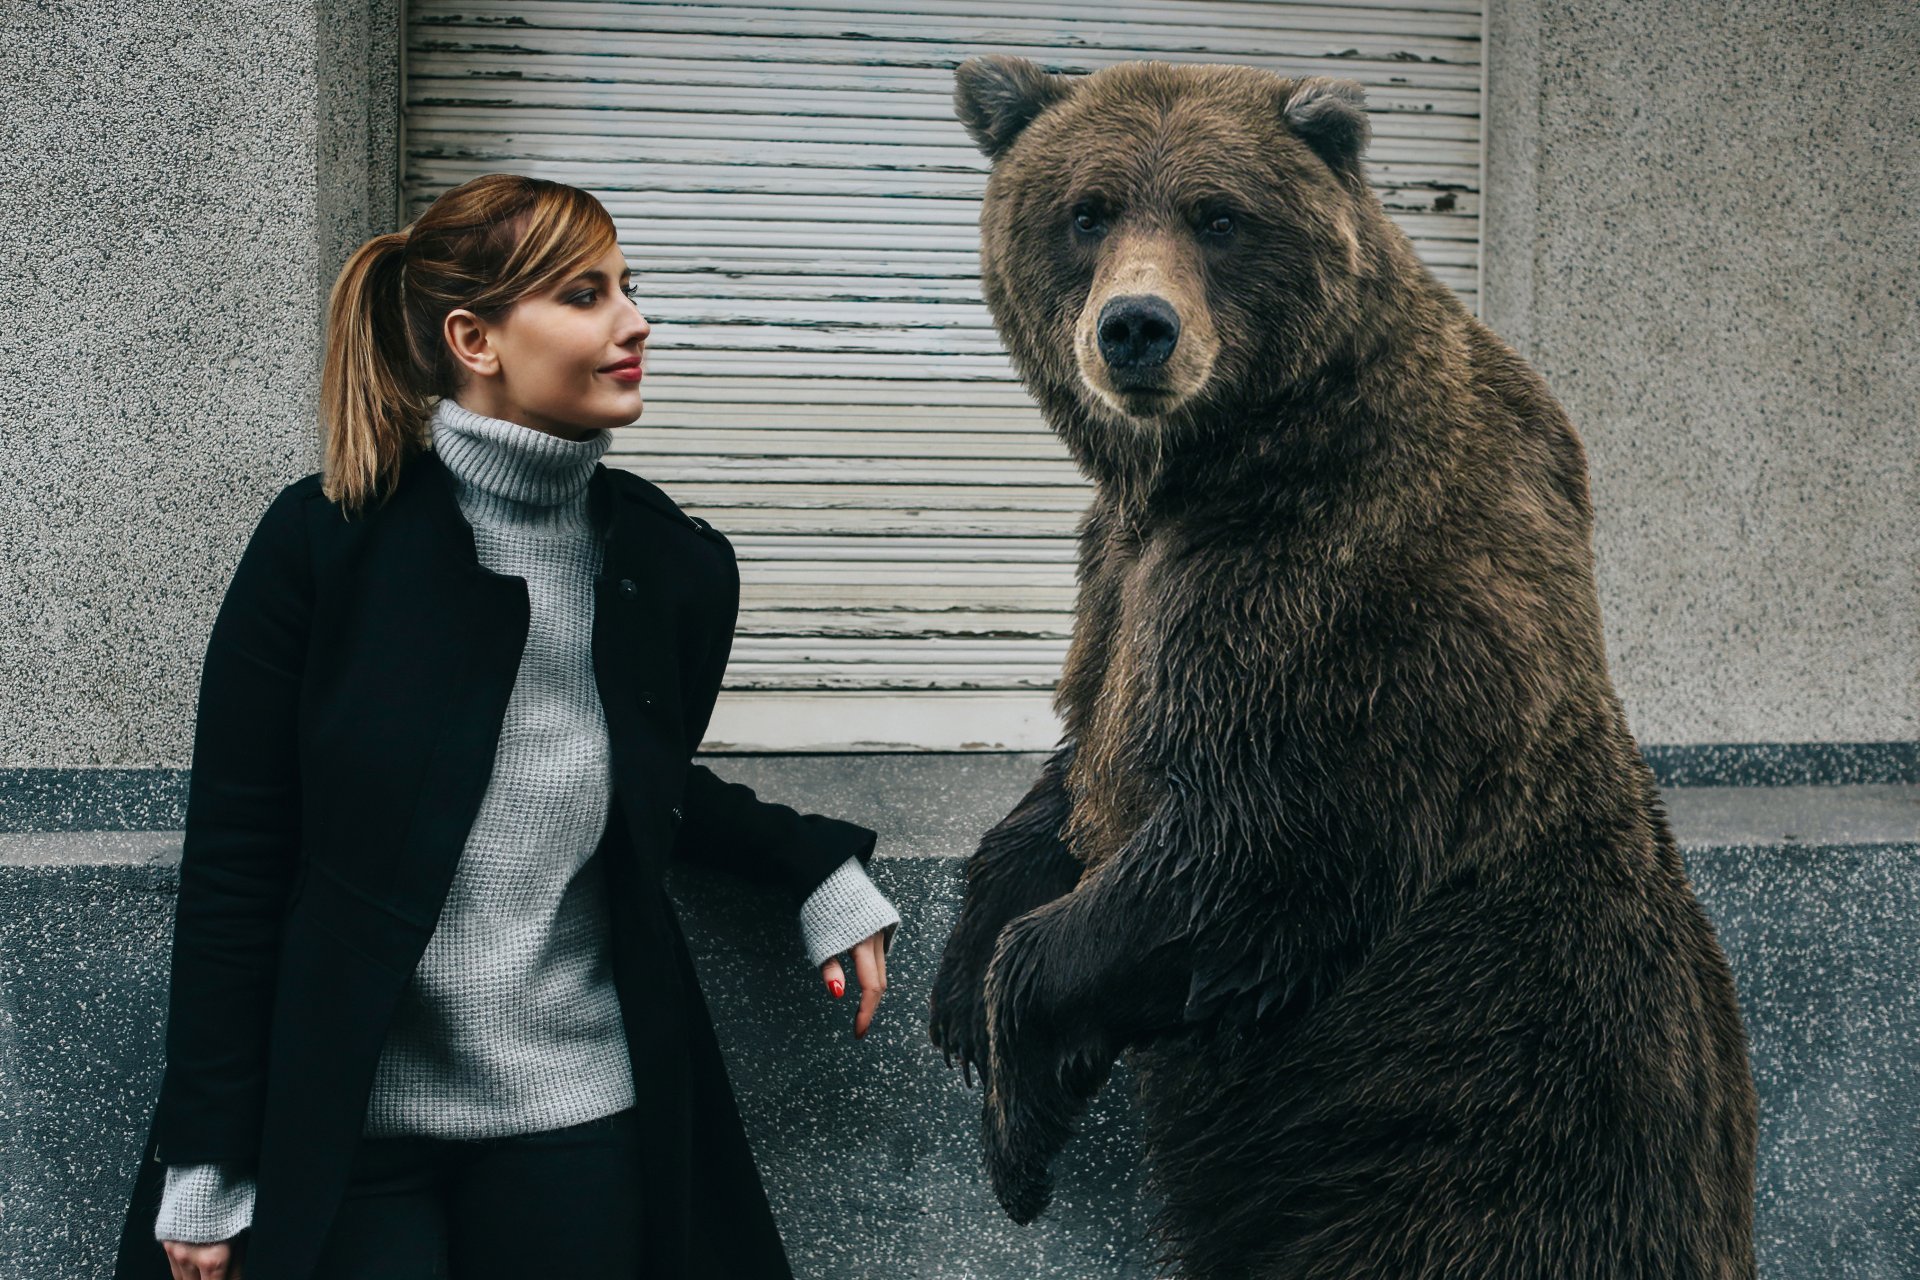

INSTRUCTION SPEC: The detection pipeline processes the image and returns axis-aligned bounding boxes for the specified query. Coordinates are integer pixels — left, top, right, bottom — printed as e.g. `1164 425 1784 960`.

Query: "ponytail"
319 230 428 516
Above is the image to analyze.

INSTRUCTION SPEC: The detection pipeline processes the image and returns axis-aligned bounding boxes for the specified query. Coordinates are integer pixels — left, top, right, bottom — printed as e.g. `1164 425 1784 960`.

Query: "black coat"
114 447 876 1280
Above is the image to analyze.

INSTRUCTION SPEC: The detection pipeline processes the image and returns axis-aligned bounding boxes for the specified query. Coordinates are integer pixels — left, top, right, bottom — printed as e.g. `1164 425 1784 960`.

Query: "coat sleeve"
670 520 878 908
152 479 314 1166
673 765 878 908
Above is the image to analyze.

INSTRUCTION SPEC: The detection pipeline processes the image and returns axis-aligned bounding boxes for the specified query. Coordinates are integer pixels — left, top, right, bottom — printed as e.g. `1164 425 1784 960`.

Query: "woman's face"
441 242 651 441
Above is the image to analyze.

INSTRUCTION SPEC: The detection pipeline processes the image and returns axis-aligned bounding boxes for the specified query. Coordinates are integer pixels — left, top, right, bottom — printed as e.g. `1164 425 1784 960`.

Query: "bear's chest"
1061 536 1168 868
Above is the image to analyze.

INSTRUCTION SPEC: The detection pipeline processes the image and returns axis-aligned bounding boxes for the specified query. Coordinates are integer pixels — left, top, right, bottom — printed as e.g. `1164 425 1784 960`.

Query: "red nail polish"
829 977 845 998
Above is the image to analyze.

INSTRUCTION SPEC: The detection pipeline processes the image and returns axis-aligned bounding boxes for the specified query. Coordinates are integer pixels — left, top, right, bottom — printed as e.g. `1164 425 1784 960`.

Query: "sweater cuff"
155 1162 255 1244
797 855 901 968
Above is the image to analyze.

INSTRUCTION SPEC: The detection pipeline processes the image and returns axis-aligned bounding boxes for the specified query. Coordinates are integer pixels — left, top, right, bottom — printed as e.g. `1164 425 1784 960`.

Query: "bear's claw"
928 956 994 1090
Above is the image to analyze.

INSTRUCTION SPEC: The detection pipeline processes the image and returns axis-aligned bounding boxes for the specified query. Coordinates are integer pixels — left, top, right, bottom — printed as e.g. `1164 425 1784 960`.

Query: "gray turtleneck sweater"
155 397 900 1243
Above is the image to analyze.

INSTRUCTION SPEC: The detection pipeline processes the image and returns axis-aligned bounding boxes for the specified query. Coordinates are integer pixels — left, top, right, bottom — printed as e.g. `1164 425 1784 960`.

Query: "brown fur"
928 57 1757 1279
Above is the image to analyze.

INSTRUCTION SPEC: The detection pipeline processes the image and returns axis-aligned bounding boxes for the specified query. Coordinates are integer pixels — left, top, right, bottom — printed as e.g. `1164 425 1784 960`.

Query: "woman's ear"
954 55 1074 160
442 308 499 380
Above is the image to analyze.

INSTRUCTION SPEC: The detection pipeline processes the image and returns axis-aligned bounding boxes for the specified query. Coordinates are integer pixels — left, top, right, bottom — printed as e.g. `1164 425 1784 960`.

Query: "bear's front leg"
979 851 1188 1223
929 740 1084 1088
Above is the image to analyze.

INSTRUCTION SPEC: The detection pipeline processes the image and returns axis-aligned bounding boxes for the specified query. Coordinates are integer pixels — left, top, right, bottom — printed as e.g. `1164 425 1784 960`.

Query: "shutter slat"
727 534 1076 560
407 105 1482 161
699 507 1085 536
624 456 1088 484
415 4 1482 72
407 55 1482 116
407 128 1483 188
631 429 1072 460
423 0 1482 38
407 158 1479 215
407 70 1487 135
736 609 1074 637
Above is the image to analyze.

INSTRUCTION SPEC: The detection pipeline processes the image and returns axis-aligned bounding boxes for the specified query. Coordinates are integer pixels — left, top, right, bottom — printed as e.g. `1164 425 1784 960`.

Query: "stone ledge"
5 746 1917 835
6 779 1910 868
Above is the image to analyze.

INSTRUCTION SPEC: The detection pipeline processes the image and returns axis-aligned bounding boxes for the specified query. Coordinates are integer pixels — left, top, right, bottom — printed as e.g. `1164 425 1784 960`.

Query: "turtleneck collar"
428 397 613 510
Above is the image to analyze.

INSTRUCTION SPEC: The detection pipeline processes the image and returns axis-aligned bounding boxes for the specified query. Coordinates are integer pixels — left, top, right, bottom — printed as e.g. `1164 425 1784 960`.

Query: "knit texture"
157 396 901 1242
153 1163 255 1245
799 855 902 967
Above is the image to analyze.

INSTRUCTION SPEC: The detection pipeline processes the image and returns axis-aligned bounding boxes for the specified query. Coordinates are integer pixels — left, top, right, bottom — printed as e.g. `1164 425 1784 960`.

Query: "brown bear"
926 56 1758 1280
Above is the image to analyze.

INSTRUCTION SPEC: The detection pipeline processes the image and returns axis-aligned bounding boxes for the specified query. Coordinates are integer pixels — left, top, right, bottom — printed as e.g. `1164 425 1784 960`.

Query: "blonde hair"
318 174 620 516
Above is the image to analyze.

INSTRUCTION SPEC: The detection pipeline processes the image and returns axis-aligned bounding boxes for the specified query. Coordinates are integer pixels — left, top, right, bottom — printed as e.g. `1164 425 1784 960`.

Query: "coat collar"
403 443 686 712
407 443 664 594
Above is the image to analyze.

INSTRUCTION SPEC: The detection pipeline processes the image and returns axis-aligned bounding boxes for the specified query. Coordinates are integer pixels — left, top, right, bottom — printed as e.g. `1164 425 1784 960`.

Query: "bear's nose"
1097 295 1181 371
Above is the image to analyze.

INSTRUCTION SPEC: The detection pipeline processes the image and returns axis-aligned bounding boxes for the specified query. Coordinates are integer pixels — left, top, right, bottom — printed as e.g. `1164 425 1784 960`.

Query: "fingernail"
828 977 845 998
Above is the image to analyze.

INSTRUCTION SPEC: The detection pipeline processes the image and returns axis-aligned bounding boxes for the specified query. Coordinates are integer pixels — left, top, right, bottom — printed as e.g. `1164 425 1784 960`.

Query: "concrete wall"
1482 0 1919 748
0 0 398 770
0 1 1913 775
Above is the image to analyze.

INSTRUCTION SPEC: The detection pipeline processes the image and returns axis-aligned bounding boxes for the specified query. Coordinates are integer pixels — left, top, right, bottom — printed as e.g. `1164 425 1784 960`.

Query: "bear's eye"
1071 204 1105 237
1203 211 1236 237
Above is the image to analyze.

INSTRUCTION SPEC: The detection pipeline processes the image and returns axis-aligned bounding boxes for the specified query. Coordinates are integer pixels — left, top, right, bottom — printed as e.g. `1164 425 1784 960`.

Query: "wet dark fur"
927 57 1757 1279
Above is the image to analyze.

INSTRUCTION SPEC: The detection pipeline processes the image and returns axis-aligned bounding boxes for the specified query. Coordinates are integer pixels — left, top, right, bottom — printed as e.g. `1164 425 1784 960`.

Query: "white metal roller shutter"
401 0 1485 751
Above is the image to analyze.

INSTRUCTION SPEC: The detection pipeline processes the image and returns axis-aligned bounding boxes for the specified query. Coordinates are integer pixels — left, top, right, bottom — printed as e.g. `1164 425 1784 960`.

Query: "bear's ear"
954 55 1074 160
1282 76 1371 172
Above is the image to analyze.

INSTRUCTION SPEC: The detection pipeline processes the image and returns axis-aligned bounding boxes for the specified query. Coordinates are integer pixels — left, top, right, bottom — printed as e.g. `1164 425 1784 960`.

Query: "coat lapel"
380 449 536 923
587 460 683 733
587 461 692 877
401 449 688 898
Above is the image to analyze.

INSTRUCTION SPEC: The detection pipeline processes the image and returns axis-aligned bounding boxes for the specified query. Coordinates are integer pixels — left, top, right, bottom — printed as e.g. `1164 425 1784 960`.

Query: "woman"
114 174 900 1280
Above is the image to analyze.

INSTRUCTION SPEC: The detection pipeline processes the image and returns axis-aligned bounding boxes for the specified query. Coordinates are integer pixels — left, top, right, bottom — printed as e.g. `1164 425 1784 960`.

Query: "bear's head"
955 57 1390 472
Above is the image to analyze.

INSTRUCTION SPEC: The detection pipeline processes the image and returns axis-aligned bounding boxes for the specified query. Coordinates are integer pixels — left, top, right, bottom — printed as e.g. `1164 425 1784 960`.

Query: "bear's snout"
1097 294 1181 376
1072 236 1219 423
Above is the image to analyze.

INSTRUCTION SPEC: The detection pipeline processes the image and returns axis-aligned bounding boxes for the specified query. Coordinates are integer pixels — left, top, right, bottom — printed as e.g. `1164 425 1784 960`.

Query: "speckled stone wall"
1482 0 1919 747
0 0 400 769
3 756 1916 1278
2 2 1911 775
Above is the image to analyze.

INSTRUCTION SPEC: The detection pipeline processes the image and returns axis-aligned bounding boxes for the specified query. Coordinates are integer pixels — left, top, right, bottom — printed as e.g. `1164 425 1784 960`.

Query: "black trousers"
305 1106 645 1279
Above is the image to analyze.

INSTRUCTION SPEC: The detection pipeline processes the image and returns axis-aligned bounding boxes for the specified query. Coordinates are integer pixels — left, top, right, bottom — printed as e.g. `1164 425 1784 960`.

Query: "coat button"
618 578 637 597
669 805 683 823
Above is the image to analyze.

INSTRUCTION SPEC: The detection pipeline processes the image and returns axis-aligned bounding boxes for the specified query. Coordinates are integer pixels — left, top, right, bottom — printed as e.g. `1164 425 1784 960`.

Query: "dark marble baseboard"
5 843 1916 1279
1640 741 1919 787
0 767 190 833
2 741 1914 834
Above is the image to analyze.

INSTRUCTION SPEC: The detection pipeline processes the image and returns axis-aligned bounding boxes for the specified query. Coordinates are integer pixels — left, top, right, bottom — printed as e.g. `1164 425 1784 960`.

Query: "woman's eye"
566 285 639 306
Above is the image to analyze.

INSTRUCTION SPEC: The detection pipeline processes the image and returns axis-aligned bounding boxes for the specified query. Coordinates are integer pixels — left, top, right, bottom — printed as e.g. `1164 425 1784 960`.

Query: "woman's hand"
820 929 890 1038
163 1236 243 1280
